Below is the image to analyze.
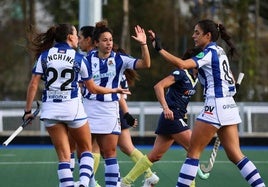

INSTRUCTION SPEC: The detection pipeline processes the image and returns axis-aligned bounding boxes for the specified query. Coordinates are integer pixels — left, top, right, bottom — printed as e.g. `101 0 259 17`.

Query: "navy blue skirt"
155 109 190 135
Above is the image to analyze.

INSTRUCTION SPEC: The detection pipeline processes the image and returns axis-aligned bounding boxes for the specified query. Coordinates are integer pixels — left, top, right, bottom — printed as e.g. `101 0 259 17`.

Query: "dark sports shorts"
155 109 190 135
119 110 131 130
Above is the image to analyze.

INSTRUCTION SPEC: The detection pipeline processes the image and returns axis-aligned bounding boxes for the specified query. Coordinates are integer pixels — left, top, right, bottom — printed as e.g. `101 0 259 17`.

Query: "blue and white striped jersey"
32 42 92 102
192 42 236 98
84 51 137 101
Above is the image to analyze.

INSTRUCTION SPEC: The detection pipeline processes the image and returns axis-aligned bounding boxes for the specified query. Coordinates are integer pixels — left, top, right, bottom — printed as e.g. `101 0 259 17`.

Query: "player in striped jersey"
77 28 158 186
149 19 266 187
23 23 128 187
82 20 151 187
121 48 201 187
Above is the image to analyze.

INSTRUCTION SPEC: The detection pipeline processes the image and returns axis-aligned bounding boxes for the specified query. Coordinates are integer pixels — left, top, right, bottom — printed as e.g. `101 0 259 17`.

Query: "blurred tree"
41 0 79 26
0 0 35 100
0 0 267 101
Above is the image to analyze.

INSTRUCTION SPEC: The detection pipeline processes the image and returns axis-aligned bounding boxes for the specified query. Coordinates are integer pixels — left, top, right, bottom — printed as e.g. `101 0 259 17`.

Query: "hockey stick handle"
237 73 244 85
2 101 40 146
2 126 23 146
200 137 220 173
208 137 220 167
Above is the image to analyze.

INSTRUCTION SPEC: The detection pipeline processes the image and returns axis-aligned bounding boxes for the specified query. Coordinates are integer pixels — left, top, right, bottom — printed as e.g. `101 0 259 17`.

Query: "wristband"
123 112 135 127
22 110 32 121
152 35 163 51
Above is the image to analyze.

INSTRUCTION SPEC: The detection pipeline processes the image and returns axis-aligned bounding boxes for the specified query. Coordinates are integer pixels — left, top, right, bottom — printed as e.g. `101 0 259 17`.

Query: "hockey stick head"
197 166 210 180
200 163 213 173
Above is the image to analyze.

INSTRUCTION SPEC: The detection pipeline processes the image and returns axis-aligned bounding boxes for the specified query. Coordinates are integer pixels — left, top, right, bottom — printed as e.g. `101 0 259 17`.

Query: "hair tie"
217 23 220 31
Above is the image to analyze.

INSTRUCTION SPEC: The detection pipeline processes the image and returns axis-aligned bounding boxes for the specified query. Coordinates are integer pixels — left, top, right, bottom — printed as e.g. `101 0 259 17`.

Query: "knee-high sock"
57 162 74 187
237 157 265 187
129 149 153 178
177 158 199 187
123 155 153 184
105 158 120 187
70 152 75 173
79 151 94 187
93 152 101 174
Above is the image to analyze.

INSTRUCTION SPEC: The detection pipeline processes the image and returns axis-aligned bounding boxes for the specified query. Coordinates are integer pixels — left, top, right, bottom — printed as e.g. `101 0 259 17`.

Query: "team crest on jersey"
196 52 205 58
108 59 114 65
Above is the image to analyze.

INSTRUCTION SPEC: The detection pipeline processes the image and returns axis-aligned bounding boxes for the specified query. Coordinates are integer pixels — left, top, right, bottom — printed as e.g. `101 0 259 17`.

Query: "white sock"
105 158 120 187
79 151 94 187
57 162 74 187
177 158 199 187
70 152 75 173
237 157 265 187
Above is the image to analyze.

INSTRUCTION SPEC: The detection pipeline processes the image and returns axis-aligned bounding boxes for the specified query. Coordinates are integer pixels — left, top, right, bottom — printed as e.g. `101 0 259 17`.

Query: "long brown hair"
28 23 74 59
196 19 237 58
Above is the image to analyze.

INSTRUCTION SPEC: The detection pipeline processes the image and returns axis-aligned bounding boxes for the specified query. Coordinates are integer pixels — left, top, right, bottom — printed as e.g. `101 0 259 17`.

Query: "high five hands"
148 30 163 51
132 25 147 45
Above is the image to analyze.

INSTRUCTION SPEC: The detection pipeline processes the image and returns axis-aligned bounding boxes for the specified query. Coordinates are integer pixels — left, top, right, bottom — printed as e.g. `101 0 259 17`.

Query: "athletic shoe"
142 173 159 187
73 181 88 187
95 181 101 187
190 179 196 187
88 179 101 187
74 181 81 187
120 181 131 187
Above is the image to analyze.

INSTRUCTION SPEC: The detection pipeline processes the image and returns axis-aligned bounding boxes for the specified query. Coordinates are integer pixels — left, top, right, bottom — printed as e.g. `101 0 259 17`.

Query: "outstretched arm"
148 30 196 69
132 25 151 69
85 79 131 95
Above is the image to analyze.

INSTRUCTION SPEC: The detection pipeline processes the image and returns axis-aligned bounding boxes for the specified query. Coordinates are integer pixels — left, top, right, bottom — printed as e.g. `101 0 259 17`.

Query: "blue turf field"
0 145 267 186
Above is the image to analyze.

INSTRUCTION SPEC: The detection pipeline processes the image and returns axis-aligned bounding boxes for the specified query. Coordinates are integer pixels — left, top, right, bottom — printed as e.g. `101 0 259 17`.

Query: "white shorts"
83 99 121 134
41 97 87 121
43 118 87 128
197 97 242 128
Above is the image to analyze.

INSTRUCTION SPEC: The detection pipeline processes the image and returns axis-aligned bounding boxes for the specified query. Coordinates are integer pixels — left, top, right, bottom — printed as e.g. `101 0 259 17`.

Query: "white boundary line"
0 160 268 165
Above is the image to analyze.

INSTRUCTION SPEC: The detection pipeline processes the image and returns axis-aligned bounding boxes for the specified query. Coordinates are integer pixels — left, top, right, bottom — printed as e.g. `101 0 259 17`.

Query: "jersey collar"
54 42 72 49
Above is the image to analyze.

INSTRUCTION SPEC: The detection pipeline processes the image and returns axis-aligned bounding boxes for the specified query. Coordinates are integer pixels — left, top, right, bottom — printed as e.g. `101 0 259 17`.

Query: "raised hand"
148 30 163 51
132 25 147 45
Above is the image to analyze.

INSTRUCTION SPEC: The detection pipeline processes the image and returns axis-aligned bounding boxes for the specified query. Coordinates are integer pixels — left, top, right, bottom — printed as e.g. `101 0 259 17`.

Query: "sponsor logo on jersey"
223 104 237 109
204 105 214 115
184 89 196 96
93 72 116 80
196 52 205 58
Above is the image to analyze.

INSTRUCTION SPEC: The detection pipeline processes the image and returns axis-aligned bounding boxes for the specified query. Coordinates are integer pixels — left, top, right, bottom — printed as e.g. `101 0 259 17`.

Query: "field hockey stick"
200 136 221 173
2 101 40 146
199 72 245 176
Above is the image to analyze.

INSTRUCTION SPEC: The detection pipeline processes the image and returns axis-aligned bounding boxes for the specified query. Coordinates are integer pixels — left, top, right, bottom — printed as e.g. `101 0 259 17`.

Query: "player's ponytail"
218 23 238 58
28 26 56 59
29 24 73 59
197 19 238 59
